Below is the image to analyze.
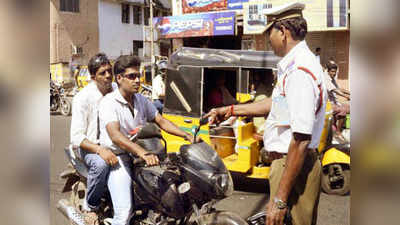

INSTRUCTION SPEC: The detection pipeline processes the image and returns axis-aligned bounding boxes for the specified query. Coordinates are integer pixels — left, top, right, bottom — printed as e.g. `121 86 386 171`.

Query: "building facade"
50 0 171 66
158 0 350 86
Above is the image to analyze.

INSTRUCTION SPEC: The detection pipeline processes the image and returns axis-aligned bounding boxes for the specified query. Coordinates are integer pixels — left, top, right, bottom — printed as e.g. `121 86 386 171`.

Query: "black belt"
267 148 318 161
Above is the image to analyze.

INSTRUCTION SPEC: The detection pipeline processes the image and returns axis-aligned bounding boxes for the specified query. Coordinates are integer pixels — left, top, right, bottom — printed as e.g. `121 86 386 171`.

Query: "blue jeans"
80 149 110 211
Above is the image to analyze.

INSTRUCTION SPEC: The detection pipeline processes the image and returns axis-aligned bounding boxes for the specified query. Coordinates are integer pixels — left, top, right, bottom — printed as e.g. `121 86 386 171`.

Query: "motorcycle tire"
192 211 248 225
321 163 350 195
60 98 72 116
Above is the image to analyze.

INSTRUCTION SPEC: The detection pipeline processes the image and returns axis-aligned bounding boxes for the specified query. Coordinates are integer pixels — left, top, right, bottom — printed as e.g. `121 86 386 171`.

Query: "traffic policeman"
205 3 327 225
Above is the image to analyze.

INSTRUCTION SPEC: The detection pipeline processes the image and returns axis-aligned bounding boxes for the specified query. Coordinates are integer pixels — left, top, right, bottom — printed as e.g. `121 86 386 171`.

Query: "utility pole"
150 0 155 82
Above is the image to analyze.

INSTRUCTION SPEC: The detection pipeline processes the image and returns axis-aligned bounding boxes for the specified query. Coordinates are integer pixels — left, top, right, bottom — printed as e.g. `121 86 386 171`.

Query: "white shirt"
152 74 165 100
70 81 118 146
99 89 158 153
263 41 327 153
316 55 321 64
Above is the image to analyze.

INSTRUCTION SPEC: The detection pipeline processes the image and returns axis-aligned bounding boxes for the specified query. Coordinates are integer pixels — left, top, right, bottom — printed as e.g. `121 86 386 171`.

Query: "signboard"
153 11 235 38
182 0 227 14
227 0 249 10
243 1 272 34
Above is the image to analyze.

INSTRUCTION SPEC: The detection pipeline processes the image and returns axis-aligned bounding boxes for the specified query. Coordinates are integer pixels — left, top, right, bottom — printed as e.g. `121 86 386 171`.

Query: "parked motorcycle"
57 117 247 225
50 82 72 116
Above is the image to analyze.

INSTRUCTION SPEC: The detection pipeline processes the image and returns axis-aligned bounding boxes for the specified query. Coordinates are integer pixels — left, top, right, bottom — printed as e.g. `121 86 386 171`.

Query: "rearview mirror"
136 123 163 140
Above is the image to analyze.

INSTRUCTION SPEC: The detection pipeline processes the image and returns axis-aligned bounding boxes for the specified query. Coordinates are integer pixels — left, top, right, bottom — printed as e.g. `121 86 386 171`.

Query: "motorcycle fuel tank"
133 165 188 219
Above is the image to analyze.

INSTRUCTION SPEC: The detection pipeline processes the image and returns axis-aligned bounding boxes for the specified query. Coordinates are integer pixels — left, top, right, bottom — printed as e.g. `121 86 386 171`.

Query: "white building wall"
98 0 144 60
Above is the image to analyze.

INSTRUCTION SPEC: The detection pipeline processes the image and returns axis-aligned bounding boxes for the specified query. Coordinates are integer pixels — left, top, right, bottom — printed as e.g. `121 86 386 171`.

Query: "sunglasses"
122 72 141 80
98 68 113 76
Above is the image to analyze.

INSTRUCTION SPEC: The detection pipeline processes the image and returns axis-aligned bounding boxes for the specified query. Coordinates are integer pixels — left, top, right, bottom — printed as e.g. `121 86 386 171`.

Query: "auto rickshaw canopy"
169 47 281 69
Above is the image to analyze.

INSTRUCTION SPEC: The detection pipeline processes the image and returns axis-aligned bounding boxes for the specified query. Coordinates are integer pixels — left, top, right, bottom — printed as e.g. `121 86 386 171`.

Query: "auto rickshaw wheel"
321 163 350 195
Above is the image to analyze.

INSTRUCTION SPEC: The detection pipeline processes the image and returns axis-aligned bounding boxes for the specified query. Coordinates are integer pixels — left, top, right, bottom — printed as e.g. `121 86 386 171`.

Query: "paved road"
50 114 350 225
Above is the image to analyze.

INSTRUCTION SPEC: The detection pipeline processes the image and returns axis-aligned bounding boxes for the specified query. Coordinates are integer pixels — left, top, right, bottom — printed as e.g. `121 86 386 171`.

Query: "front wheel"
60 98 72 116
321 163 350 195
193 211 248 225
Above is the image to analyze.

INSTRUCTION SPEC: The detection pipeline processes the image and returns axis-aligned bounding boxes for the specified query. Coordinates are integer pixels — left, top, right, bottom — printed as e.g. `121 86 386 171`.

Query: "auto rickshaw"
76 65 91 91
318 102 350 195
161 47 280 179
162 47 351 191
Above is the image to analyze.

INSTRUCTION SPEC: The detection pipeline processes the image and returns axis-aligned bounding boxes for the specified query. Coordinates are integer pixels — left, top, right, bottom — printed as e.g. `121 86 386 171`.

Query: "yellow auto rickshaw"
162 47 350 192
161 47 280 179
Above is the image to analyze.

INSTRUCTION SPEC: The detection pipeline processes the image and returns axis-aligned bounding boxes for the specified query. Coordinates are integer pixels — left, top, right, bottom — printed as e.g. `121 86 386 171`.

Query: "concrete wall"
98 0 144 60
50 0 99 65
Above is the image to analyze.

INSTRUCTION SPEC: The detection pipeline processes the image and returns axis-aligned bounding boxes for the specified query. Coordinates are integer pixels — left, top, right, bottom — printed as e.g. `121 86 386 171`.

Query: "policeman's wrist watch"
273 197 287 210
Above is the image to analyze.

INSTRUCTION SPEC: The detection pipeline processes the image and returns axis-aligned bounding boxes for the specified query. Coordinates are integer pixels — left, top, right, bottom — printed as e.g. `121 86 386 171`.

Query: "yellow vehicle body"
162 47 349 180
321 148 350 166
76 66 91 91
50 63 74 85
163 97 349 179
162 113 269 179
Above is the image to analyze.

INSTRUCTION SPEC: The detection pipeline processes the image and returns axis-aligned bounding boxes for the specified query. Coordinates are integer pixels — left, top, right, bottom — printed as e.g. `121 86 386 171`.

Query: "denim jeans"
80 149 110 211
107 154 134 225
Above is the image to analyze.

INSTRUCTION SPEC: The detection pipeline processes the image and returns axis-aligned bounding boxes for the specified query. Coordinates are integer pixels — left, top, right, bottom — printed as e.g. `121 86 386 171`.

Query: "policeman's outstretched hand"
204 107 231 125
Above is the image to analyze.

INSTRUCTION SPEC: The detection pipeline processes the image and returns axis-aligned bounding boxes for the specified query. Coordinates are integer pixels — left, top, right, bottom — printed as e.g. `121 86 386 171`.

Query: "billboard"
227 0 249 10
182 0 227 14
243 1 272 34
153 11 235 38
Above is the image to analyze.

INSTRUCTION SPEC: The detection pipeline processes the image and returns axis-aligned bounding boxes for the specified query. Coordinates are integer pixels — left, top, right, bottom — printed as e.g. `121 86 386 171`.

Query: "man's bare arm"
154 114 192 141
80 139 118 166
106 121 159 165
205 97 272 124
274 133 311 203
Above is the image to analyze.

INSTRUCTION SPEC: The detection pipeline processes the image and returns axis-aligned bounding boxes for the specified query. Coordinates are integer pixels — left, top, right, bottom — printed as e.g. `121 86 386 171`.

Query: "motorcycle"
56 117 247 225
50 82 72 116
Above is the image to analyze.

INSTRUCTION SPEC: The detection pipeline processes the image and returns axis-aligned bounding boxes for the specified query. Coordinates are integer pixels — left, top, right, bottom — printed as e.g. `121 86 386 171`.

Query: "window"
60 0 79 13
121 4 130 24
144 7 150 25
71 45 83 55
133 41 143 56
133 6 142 24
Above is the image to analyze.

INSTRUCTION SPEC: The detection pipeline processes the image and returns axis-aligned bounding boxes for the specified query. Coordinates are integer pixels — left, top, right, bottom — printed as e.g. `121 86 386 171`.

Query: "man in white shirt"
324 61 350 142
152 61 167 113
205 3 326 225
98 55 197 225
70 53 118 224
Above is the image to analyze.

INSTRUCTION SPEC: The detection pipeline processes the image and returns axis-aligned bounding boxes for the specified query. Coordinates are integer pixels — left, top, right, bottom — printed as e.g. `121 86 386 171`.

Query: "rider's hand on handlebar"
204 107 231 125
140 153 159 166
184 133 202 144
97 147 118 166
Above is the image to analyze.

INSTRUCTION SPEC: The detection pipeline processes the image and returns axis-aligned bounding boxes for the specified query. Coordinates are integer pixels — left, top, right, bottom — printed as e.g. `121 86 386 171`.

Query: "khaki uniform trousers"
269 150 321 225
